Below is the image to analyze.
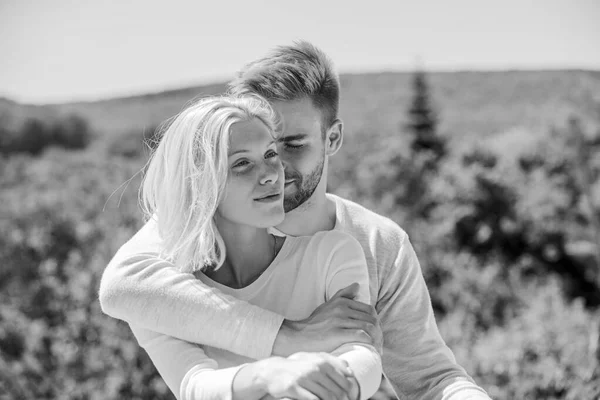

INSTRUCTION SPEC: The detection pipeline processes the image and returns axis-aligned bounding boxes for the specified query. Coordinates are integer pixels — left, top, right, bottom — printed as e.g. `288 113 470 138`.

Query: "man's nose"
275 143 291 167
277 154 291 172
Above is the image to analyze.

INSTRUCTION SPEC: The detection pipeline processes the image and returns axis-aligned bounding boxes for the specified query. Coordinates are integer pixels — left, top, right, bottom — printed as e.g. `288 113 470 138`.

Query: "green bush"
106 124 161 159
465 280 599 400
2 109 599 399
0 115 93 156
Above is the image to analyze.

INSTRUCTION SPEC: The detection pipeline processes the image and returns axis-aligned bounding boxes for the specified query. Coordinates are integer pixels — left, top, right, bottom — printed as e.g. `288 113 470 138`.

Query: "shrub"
0 114 93 156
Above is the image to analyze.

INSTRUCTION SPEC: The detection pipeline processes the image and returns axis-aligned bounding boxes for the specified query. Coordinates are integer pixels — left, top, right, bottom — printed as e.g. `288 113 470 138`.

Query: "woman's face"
217 118 285 228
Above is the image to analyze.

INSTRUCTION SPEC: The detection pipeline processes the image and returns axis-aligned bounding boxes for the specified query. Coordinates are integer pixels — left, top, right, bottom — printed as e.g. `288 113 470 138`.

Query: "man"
99 41 490 400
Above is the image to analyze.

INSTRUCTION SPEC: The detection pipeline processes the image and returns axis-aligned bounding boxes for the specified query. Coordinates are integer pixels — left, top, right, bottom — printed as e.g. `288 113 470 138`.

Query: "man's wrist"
272 319 298 357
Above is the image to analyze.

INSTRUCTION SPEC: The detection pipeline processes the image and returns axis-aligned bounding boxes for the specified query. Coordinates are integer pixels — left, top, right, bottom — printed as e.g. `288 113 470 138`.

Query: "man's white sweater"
99 194 491 400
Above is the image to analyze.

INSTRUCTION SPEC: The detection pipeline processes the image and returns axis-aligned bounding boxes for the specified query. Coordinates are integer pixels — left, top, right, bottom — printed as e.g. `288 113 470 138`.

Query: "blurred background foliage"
1 70 599 399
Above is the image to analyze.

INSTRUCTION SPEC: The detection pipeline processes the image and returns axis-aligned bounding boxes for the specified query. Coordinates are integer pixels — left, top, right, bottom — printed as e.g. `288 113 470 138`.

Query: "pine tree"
406 69 446 160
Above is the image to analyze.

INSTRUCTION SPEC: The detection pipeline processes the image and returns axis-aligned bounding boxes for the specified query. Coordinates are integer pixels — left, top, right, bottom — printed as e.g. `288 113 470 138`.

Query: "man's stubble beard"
283 154 325 213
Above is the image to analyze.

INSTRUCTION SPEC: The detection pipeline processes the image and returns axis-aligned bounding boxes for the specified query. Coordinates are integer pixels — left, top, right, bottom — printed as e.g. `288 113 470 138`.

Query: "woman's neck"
212 216 278 289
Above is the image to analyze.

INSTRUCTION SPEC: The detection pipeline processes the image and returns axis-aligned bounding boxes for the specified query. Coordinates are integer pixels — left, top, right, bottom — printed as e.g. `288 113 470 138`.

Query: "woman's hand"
252 353 356 400
288 352 360 400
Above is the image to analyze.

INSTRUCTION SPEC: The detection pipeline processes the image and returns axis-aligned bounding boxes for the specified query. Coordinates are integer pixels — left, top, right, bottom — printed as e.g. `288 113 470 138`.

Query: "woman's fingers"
300 377 344 400
285 353 353 399
319 360 353 398
293 384 321 400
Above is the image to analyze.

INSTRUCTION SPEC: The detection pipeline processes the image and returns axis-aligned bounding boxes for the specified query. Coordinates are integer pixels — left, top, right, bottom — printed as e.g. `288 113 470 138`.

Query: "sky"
1 0 599 104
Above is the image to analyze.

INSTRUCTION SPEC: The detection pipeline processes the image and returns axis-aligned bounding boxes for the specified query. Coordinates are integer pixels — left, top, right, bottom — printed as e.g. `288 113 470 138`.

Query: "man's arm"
273 282 380 357
99 219 378 359
378 234 491 400
99 218 283 360
323 231 383 400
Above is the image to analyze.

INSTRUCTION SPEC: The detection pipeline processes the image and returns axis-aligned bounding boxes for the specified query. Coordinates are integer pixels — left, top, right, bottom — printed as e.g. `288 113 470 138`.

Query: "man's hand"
272 283 381 357
252 353 354 400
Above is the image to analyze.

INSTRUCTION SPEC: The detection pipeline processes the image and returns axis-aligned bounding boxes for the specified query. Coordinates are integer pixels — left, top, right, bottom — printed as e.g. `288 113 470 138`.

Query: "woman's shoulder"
285 231 365 282
300 230 363 258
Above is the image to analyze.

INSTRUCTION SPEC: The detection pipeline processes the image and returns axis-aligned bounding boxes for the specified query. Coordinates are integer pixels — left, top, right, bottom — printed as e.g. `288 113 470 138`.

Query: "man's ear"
325 119 343 156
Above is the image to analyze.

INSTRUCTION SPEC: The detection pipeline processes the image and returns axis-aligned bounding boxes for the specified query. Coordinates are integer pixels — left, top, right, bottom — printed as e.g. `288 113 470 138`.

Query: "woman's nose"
259 161 280 185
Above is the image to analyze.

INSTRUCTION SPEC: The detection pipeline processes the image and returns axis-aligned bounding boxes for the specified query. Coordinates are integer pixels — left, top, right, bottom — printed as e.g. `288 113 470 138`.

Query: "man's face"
271 98 327 212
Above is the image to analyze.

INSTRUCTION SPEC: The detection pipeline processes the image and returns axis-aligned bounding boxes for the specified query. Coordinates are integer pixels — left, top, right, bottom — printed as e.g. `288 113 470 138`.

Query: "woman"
130 95 381 400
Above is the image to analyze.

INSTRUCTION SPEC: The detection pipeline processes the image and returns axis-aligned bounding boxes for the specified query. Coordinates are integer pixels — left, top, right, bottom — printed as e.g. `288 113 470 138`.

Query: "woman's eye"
265 150 279 159
233 160 250 168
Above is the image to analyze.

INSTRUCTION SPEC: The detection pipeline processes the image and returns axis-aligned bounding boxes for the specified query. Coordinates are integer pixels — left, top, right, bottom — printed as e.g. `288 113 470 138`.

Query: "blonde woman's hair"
140 95 277 273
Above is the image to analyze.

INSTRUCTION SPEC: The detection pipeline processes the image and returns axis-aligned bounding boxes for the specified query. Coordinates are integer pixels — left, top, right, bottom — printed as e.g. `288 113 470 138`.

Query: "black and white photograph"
1 1 599 399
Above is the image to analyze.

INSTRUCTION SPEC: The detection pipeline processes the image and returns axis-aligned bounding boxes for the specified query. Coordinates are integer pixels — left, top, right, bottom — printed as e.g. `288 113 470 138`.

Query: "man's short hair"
228 41 340 133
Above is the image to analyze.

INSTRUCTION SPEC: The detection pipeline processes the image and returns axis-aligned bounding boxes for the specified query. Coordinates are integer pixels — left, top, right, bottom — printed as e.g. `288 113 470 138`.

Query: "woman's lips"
254 193 282 203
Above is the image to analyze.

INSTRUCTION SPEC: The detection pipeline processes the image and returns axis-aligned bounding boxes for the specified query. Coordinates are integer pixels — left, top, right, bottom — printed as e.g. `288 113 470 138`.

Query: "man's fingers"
329 297 376 318
327 303 377 326
345 309 378 326
345 299 377 316
337 318 376 334
337 328 374 346
324 327 372 347
331 283 359 300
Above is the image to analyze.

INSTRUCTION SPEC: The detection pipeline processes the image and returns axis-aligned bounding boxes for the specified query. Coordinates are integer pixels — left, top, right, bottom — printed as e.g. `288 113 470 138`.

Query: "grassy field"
1 69 600 399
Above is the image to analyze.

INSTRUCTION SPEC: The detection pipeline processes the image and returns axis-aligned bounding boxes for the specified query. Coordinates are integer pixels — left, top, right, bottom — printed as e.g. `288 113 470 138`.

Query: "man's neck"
276 190 337 236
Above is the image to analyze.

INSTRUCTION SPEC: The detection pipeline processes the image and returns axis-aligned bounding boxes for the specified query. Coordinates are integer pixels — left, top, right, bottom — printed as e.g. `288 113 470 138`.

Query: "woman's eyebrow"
230 140 276 156
229 149 249 156
279 134 308 142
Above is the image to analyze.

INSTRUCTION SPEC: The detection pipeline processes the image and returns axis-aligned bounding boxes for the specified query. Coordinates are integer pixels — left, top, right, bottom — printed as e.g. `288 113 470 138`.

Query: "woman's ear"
325 119 343 156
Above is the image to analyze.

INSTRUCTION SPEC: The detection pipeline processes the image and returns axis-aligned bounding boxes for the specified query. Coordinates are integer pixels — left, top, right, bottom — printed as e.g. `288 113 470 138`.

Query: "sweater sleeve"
99 218 284 360
129 323 244 400
322 231 383 400
377 234 492 400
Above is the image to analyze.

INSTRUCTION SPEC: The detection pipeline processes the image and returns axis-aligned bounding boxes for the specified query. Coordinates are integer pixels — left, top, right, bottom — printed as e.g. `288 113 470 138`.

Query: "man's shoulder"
309 229 363 252
328 194 408 244
111 217 165 263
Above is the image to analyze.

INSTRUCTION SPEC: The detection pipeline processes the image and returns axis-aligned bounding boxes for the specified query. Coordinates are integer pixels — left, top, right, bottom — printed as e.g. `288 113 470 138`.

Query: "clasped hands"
262 283 382 400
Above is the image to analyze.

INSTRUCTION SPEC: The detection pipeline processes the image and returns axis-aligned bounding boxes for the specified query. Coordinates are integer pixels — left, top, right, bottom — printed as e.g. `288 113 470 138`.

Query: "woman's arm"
129 324 354 400
321 231 383 400
129 323 249 400
99 218 283 360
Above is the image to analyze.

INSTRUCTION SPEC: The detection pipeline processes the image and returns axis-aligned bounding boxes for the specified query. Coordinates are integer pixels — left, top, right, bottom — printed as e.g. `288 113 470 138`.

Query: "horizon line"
3 66 599 106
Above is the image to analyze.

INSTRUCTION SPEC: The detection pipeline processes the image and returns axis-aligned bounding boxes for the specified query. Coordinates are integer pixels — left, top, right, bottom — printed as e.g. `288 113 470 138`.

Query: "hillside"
4 70 598 141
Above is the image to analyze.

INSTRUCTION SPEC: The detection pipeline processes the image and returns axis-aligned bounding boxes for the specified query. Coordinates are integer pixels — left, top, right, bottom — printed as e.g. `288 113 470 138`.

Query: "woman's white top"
129 230 382 400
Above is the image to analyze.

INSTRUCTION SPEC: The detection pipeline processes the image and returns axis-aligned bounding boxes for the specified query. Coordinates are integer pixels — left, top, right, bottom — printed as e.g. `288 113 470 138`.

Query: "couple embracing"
99 41 490 400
